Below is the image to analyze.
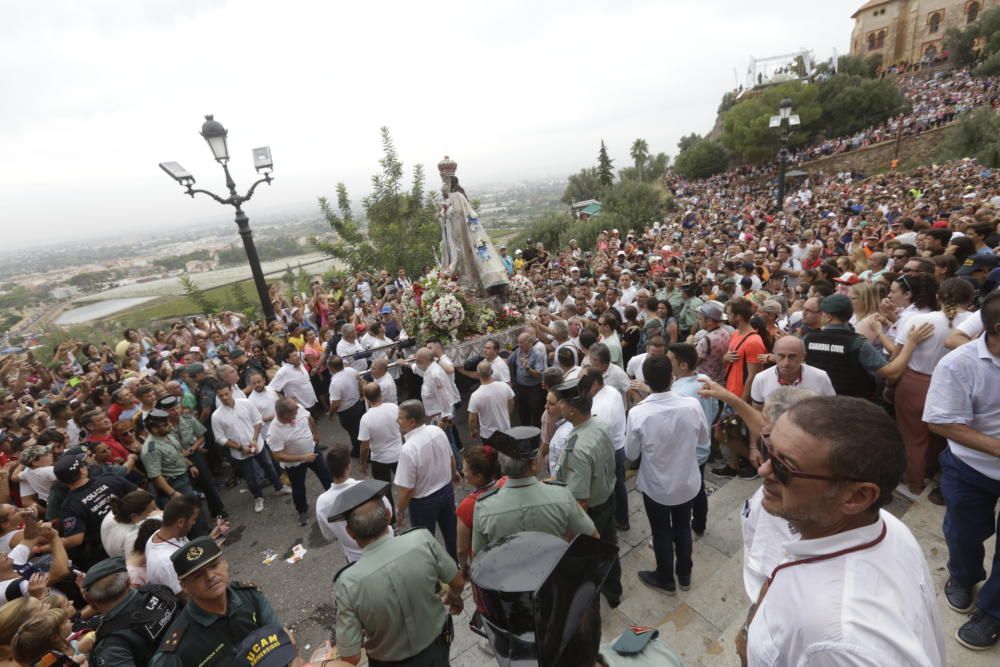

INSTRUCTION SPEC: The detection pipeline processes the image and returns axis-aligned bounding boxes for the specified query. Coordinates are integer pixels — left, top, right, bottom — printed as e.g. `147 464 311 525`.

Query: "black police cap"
155 395 180 410
487 426 541 461
326 479 390 523
53 453 86 484
82 557 127 590
554 378 584 402
145 409 170 427
170 536 222 580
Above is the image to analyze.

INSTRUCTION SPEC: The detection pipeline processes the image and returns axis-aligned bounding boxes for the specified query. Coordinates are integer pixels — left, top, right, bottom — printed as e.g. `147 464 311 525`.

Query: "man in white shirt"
619 271 638 307
580 368 629 532
336 324 369 373
412 347 462 472
246 372 280 442
749 336 835 407
358 382 402 516
267 345 319 416
483 339 511 384
370 357 398 404
268 398 333 526
17 446 56 508
315 443 393 563
924 292 1000 650
326 355 366 458
395 400 459 561
589 343 631 401
467 361 514 442
211 385 288 513
740 396 944 666
625 355 708 595
145 495 226 594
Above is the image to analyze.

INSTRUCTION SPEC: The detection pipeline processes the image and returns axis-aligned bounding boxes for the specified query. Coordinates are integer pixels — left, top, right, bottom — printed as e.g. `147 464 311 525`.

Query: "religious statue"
438 156 509 296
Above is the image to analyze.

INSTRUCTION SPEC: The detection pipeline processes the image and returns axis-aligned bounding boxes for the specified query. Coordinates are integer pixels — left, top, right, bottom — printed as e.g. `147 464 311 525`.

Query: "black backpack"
94 584 180 667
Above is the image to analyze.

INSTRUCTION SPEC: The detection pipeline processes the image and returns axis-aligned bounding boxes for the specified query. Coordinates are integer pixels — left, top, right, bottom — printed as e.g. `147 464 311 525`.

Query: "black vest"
803 328 876 400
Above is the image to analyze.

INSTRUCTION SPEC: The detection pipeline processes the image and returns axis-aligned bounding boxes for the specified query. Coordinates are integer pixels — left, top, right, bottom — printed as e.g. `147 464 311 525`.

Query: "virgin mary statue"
437 156 509 296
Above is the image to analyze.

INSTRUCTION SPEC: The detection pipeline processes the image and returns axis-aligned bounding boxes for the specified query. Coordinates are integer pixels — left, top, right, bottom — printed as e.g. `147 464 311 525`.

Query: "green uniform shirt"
471 477 596 554
151 583 279 667
678 296 704 331
90 590 141 667
599 638 684 666
665 288 685 313
141 432 189 479
556 418 616 506
175 414 206 451
334 528 458 662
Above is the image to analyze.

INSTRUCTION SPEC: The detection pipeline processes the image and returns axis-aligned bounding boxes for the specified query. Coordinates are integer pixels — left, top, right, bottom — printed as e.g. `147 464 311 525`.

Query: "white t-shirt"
896 310 972 375
19 466 56 501
100 510 162 558
248 386 280 441
957 310 983 339
395 424 453 498
357 403 402 464
337 339 369 373
329 368 361 412
548 420 573 473
268 362 317 409
144 534 186 593
468 381 515 439
749 365 836 404
315 479 394 563
374 372 398 405
489 356 511 384
267 405 316 468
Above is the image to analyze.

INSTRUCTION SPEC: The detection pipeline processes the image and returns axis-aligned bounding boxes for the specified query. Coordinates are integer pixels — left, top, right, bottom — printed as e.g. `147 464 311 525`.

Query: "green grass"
111 278 259 325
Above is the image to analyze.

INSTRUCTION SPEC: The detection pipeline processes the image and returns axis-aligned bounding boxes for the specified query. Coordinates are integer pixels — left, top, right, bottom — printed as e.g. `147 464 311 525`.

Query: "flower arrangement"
507 274 534 309
430 294 465 331
400 269 525 343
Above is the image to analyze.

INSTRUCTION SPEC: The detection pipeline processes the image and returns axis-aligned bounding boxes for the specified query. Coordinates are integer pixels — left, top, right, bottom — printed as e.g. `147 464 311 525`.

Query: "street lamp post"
159 115 277 321
769 97 800 212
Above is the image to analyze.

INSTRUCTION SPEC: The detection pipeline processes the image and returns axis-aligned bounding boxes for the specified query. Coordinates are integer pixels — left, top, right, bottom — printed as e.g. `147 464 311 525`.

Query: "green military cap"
554 378 584 402
82 556 127 590
487 426 541 461
145 408 170 428
326 479 390 523
171 536 222 580
232 626 296 667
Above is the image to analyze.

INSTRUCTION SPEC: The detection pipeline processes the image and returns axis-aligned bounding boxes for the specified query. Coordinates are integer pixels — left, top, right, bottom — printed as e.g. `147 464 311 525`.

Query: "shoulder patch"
477 488 501 501
396 526 429 536
159 627 185 653
333 562 355 583
542 480 567 487
231 581 261 592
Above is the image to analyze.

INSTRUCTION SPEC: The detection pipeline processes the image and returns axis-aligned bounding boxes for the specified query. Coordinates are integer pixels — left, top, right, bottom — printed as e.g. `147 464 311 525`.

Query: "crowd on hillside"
3 106 1000 667
790 67 1000 163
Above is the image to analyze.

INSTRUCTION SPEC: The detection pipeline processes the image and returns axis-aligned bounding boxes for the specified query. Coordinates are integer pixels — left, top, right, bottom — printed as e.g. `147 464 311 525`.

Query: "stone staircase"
447 474 998 666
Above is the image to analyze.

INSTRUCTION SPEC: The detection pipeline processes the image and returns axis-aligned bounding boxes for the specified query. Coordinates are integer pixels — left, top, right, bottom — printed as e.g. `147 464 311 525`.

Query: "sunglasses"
759 434 863 485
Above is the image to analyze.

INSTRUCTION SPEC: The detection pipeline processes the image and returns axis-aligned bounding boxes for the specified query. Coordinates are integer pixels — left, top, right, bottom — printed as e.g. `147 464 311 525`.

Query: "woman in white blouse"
100 489 161 558
893 276 973 501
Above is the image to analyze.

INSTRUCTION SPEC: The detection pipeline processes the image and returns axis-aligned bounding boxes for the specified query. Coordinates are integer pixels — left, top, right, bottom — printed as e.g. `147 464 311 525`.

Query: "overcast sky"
0 0 859 248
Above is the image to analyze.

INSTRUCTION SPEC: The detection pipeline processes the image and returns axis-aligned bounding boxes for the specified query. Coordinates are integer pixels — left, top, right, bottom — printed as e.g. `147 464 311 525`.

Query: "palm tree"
630 138 650 181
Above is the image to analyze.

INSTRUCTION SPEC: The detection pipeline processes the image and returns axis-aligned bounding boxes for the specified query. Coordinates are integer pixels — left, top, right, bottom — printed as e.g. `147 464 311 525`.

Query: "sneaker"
737 466 760 480
277 485 293 495
678 575 691 591
254 497 264 513
928 486 945 506
711 464 739 478
956 611 1000 651
945 578 975 614
638 571 675 595
894 483 920 502
298 511 308 526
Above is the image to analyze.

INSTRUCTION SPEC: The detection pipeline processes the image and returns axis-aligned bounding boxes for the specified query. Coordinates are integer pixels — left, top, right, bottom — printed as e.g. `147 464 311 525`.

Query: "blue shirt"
671 374 717 465
501 255 514 275
511 347 545 387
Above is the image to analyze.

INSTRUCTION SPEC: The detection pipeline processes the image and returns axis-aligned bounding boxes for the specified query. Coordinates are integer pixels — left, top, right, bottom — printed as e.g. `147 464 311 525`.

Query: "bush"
936 108 1000 167
674 138 729 179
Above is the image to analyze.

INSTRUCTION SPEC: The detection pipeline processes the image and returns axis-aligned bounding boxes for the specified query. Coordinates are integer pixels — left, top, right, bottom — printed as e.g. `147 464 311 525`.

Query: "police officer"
141 410 209 536
471 532 683 666
330 479 465 666
157 396 226 519
677 283 704 338
83 557 179 667
472 426 596 556
151 537 280 667
553 379 622 608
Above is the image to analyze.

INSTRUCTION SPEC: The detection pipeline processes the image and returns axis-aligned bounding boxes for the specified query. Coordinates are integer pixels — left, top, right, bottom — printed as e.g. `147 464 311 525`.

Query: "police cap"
82 557 127 590
53 453 86 484
326 479 390 523
231 626 297 667
171 536 223 580
145 409 170 428
553 379 584 402
155 395 180 410
487 426 541 461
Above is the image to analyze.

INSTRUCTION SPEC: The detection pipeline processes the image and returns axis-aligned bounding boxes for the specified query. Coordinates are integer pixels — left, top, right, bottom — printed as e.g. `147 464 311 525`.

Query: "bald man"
750 336 836 408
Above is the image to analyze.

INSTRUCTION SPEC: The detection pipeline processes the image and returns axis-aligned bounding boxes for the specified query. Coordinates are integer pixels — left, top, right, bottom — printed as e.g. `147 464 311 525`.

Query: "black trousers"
588 496 623 603
371 459 398 518
337 401 367 457
513 383 545 427
189 449 226 516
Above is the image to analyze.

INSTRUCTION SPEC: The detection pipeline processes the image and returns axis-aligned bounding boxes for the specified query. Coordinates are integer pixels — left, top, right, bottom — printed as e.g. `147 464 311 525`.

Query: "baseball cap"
833 272 861 285
231 627 297 667
932 221 950 229
186 362 205 375
821 294 853 318
171 536 223 580
380 305 392 314
760 300 783 316
957 254 1000 276
698 301 725 321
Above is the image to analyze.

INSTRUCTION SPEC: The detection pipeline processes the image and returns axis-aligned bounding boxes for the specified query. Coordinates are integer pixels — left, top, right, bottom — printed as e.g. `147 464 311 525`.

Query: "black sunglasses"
759 434 863 485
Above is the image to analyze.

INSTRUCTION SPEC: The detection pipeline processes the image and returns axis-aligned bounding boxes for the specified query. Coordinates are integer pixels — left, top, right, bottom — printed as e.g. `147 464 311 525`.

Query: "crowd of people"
790 67 1000 163
2 97 1000 667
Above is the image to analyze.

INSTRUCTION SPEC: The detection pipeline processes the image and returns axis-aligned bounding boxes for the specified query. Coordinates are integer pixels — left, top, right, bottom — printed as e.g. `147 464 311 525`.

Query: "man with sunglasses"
739 396 945 666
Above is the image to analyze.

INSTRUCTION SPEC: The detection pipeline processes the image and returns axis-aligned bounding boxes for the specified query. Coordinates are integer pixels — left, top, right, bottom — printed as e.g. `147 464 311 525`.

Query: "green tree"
630 138 649 181
718 91 737 115
721 81 822 162
597 140 615 188
816 74 909 137
673 138 729 179
315 127 440 276
180 275 217 315
561 167 602 205
601 180 661 227
946 6 1000 68
229 282 258 321
937 108 1000 167
677 133 701 154
66 270 113 290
